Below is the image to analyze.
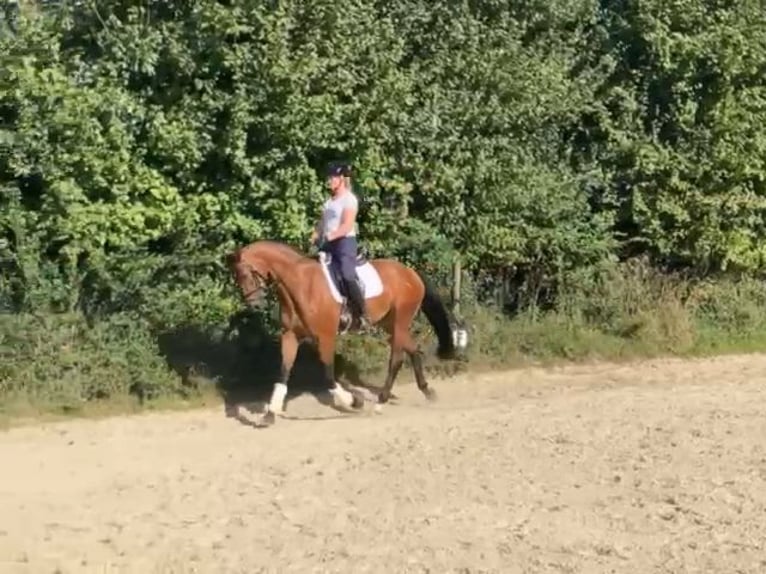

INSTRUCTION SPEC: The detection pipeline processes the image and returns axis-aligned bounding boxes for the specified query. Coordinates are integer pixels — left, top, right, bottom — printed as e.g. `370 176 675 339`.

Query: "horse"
225 239 459 424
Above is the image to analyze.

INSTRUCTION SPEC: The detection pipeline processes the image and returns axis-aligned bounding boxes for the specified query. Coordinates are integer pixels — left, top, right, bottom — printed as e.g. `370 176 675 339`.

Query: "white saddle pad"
320 258 384 304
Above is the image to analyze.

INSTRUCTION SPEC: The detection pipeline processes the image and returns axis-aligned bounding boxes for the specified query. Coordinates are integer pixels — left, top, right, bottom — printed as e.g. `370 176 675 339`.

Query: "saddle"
313 244 369 263
317 246 371 334
318 250 368 297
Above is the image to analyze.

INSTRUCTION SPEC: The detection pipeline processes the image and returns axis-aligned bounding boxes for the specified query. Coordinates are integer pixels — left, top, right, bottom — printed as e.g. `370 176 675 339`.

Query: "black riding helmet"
325 161 353 177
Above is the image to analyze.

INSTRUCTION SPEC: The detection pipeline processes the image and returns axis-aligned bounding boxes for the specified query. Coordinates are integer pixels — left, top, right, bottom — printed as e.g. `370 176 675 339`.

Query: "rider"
310 161 371 331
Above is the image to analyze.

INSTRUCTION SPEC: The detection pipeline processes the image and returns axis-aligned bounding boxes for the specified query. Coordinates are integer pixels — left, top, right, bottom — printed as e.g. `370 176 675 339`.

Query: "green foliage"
577 0 766 271
3 1 766 418
1 0 611 315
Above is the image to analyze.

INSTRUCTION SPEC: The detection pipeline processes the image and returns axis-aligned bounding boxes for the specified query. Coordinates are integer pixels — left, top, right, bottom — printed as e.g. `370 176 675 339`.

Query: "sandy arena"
1 353 765 573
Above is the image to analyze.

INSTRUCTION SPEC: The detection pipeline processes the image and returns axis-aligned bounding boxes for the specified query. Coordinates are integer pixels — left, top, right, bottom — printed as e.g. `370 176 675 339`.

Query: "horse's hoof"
261 411 276 426
351 392 366 410
424 388 438 402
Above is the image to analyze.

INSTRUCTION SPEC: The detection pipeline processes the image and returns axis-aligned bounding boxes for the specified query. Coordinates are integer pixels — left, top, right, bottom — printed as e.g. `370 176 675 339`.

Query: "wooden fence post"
452 254 462 315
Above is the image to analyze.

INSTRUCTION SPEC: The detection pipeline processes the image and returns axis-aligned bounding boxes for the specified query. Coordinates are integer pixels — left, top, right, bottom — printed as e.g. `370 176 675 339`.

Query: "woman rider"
310 161 371 331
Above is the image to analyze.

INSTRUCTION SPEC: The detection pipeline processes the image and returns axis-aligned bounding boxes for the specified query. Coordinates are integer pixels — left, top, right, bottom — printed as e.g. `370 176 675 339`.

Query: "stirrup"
352 314 372 333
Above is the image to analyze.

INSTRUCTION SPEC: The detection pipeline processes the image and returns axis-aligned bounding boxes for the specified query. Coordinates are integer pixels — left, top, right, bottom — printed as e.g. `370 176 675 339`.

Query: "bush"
5 257 766 423
0 312 185 414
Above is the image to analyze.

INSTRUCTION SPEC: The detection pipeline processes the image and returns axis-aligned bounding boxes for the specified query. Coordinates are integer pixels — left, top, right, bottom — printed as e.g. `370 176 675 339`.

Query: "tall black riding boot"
344 279 371 332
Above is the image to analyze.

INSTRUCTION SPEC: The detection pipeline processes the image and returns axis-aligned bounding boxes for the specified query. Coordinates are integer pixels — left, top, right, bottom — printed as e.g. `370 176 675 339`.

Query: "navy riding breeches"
322 236 358 283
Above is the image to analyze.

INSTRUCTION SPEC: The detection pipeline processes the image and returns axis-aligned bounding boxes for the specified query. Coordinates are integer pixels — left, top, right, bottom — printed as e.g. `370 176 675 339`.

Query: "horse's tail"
416 271 457 360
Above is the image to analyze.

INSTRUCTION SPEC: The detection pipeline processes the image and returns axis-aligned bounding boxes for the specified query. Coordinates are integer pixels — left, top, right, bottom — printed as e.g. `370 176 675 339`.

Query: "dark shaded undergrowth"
3 260 766 427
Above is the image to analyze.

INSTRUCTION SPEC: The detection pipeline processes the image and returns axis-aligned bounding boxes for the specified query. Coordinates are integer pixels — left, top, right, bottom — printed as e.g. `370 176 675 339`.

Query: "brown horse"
226 240 457 424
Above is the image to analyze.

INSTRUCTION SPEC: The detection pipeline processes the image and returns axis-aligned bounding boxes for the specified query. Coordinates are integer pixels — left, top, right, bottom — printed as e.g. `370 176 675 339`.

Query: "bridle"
241 267 268 303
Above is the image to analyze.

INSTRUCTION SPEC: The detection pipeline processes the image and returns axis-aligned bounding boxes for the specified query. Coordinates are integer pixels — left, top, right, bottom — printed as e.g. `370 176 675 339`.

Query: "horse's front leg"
262 329 298 425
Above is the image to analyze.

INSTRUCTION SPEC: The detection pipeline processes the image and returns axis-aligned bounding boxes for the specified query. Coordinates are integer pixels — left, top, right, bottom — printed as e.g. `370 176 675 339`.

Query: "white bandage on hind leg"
269 382 288 414
329 384 354 409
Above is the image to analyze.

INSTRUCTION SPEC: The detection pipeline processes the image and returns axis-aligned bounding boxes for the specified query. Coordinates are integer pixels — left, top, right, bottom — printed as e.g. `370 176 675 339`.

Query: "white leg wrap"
269 382 288 414
346 383 378 403
329 384 354 409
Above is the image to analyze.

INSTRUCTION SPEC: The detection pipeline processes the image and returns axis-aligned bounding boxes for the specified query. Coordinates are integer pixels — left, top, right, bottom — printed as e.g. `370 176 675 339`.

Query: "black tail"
417 272 457 360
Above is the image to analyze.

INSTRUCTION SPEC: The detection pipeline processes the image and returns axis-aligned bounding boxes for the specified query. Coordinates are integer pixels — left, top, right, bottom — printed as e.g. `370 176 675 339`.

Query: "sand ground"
1 353 765 573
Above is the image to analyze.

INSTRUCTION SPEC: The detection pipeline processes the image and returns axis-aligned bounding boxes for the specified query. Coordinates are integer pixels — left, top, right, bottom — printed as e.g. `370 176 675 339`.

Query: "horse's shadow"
156 310 388 427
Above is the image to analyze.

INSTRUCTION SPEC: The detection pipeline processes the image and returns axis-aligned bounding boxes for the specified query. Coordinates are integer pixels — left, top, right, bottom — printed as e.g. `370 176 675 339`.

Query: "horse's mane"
263 240 308 259
228 240 311 265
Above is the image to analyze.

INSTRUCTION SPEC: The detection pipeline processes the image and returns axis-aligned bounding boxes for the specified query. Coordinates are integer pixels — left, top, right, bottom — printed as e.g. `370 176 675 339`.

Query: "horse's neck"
266 249 306 275
266 254 315 306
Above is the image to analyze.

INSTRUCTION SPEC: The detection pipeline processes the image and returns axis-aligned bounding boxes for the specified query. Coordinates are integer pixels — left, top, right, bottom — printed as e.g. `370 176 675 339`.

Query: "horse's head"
225 249 269 308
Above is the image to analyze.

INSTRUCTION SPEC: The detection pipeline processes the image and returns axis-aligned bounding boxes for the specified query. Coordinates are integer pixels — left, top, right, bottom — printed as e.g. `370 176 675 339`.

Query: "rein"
243 269 268 301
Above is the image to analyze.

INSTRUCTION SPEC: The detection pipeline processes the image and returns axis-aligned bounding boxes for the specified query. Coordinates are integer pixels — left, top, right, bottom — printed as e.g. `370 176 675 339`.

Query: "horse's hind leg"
379 340 405 405
401 332 437 402
384 301 436 403
378 319 434 404
317 333 362 412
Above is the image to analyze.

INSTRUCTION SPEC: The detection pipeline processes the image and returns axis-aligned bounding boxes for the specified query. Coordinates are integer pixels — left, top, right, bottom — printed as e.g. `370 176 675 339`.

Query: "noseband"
242 269 268 301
